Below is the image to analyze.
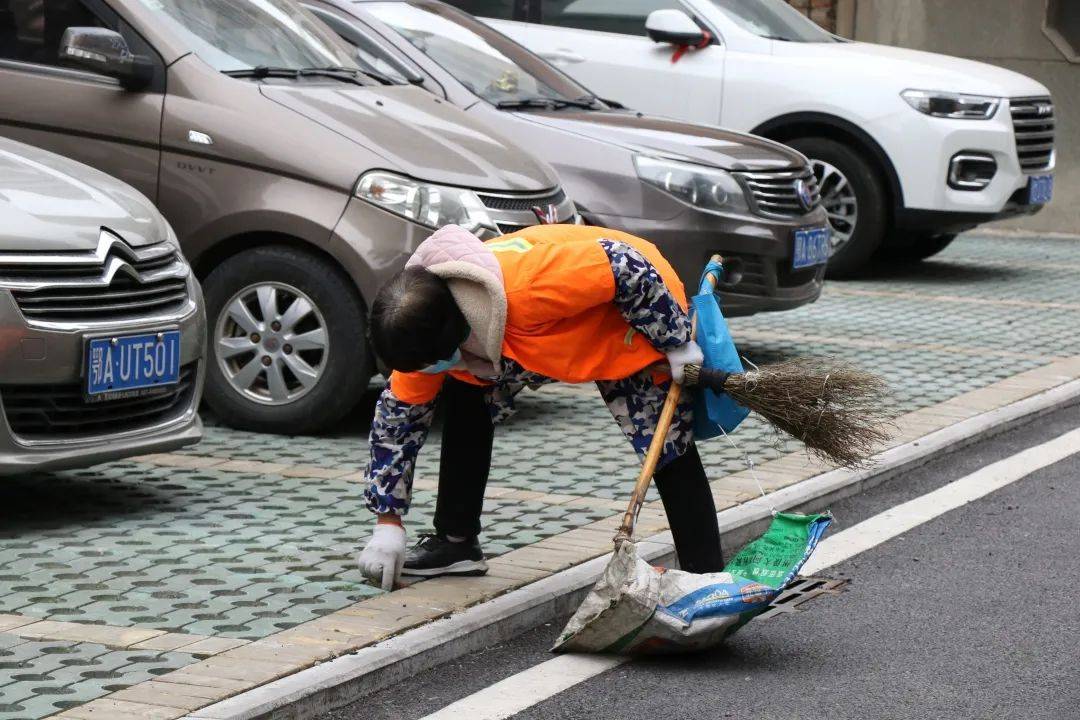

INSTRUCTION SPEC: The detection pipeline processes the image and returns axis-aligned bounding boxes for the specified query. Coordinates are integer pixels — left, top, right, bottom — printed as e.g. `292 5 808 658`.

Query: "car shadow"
0 470 177 536
855 257 1024 284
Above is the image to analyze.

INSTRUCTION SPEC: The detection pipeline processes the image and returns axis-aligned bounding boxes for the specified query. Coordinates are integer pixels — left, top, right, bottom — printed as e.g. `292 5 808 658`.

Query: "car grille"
1 235 190 323
735 169 821 218
1010 96 1055 172
478 188 566 211
1 363 197 441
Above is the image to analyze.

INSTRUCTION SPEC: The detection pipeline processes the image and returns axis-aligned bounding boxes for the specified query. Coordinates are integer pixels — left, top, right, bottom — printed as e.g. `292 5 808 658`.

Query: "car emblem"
1036 104 1052 116
795 178 815 212
531 203 559 224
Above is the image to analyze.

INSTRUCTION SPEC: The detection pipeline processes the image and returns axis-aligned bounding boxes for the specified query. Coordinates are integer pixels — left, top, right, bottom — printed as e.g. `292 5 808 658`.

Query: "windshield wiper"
224 66 302 79
355 67 399 85
298 66 368 86
495 97 556 110
551 95 601 110
223 65 371 86
760 34 794 42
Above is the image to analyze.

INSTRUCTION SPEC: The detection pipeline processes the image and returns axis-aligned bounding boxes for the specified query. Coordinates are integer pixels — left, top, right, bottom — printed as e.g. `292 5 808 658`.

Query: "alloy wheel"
215 282 329 406
810 159 859 254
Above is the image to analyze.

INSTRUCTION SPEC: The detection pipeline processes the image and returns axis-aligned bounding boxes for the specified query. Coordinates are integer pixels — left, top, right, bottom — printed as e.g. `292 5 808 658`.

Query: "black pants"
434 378 725 573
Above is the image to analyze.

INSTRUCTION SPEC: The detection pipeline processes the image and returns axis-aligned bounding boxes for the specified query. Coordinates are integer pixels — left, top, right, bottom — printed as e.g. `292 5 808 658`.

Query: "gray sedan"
304 0 831 315
0 137 205 474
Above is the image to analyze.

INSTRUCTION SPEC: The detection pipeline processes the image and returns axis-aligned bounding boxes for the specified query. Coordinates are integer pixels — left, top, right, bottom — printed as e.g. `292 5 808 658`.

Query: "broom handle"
614 255 723 545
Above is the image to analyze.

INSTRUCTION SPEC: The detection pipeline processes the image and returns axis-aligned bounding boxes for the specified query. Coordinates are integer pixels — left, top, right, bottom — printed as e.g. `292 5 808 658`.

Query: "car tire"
202 245 370 435
888 233 958 262
787 137 889 278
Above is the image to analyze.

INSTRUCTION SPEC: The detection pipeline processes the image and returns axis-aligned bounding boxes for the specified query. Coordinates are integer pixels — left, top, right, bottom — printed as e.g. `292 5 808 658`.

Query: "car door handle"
540 49 586 64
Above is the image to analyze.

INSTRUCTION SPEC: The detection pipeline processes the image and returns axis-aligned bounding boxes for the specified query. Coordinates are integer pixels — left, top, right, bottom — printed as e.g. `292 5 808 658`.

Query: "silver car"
0 137 205 474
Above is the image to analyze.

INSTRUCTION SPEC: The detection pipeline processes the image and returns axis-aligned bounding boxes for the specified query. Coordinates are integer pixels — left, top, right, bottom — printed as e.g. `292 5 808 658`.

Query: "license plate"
85 330 181 399
1027 174 1053 205
793 227 831 269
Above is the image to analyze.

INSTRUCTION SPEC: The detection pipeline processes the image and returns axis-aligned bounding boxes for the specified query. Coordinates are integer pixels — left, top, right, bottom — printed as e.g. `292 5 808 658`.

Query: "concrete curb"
186 378 1080 720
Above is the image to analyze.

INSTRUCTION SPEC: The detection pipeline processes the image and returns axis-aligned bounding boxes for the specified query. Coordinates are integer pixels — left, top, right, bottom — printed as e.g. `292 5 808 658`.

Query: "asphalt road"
325 402 1080 720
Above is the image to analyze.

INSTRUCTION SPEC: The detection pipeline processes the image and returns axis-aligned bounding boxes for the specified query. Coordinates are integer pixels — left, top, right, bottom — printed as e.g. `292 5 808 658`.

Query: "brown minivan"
0 0 574 434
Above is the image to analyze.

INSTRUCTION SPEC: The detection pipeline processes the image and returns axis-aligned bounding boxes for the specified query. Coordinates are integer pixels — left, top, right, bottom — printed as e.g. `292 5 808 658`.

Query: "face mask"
419 348 462 375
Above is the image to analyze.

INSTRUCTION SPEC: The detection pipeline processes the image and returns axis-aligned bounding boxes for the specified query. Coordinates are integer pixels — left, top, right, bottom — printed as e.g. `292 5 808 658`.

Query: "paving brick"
217 638 331 665
0 613 36 632
52 698 187 720
129 633 210 653
168 656 297 685
172 637 249 657
108 683 211 712
277 465 351 480
13 621 164 648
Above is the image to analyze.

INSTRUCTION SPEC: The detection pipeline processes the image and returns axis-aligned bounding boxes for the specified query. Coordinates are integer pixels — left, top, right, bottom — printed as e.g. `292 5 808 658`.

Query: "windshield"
706 0 837 42
135 0 359 72
365 1 595 106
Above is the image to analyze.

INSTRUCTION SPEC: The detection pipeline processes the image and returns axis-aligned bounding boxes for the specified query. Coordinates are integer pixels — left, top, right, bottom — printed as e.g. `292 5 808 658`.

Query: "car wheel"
888 233 958 262
202 245 370 434
787 137 889 278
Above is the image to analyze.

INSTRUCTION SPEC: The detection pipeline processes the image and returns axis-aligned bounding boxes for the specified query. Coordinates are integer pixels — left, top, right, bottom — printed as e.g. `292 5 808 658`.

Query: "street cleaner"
356 222 724 590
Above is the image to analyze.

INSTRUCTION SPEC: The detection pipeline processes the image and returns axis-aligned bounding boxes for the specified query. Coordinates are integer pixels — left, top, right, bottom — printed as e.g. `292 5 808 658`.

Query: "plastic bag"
691 260 750 441
553 512 832 654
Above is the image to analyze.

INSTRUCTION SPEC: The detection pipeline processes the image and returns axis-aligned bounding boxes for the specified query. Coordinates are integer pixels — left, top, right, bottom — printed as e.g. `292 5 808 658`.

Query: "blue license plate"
1027 174 1053 205
793 226 831 269
86 331 181 398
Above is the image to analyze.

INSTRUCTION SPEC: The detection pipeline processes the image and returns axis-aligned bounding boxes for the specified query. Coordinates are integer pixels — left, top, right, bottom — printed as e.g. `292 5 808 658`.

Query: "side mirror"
645 9 707 46
59 27 154 90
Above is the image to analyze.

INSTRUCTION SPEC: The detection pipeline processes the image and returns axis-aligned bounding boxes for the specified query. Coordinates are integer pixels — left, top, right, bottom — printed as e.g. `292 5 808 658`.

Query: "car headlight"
634 155 748 214
355 171 496 235
901 90 1000 119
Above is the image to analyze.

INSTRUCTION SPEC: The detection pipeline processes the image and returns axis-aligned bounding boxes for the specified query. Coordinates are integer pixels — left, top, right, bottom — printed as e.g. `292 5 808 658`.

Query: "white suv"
454 0 1056 275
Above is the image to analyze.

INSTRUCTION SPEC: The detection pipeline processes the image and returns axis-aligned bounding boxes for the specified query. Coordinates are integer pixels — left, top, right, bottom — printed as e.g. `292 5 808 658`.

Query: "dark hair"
370 267 469 372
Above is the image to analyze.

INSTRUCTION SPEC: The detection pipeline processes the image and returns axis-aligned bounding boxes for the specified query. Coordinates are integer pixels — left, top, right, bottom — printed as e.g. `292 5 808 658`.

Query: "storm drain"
757 576 848 620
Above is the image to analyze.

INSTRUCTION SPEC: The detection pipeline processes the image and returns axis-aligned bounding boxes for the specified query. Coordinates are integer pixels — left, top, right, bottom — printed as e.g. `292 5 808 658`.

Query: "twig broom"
684 357 893 468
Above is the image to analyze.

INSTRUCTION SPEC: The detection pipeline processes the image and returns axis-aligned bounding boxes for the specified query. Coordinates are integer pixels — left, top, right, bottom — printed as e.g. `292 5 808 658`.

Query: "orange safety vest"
389 224 688 404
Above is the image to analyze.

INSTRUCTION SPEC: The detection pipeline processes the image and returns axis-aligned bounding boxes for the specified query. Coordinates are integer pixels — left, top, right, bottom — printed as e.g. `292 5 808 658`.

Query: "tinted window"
703 0 835 42
132 0 357 73
305 5 414 83
540 0 683 36
445 1 516 21
367 1 592 105
0 0 103 66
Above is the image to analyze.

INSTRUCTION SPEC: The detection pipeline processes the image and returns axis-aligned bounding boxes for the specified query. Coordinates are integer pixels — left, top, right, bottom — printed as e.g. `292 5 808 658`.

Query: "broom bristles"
724 357 893 468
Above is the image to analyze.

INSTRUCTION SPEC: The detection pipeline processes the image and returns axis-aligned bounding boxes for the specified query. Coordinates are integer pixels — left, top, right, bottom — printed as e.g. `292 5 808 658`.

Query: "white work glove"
356 522 406 591
666 341 704 385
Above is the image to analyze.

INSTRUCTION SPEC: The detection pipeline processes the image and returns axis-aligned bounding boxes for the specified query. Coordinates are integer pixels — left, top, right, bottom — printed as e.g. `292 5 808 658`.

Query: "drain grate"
757 576 848 620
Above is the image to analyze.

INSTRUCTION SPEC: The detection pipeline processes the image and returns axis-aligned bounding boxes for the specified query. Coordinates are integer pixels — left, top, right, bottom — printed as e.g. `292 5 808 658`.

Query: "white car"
452 0 1056 275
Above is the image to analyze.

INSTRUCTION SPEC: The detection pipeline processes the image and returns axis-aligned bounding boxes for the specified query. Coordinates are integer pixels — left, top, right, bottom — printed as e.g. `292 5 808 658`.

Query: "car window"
366 1 592 106
703 0 835 42
445 1 517 21
131 0 358 73
304 5 414 83
0 0 104 67
540 0 684 36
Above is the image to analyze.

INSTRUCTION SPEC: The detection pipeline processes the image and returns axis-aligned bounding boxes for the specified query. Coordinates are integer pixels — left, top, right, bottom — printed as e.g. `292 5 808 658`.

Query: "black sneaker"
402 533 488 577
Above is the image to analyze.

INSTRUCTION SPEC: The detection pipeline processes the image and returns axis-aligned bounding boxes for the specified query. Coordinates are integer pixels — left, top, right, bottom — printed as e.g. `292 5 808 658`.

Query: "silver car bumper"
0 277 206 476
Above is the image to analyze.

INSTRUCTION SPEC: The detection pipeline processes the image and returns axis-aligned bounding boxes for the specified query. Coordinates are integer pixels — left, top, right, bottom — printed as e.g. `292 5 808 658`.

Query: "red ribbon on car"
672 30 712 64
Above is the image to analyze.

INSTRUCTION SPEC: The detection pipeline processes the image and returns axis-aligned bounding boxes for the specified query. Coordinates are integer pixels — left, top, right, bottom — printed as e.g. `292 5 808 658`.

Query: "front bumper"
0 277 206 476
583 205 829 317
869 97 1055 221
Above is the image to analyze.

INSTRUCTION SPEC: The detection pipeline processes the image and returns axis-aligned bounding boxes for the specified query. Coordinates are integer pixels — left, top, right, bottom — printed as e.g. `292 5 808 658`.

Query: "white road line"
418 427 1080 720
